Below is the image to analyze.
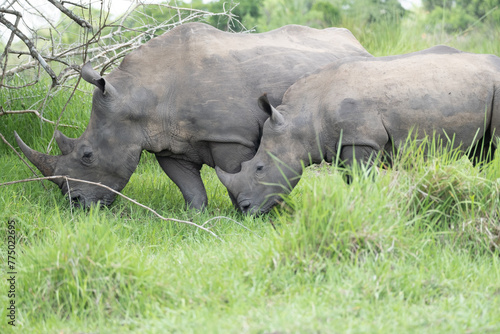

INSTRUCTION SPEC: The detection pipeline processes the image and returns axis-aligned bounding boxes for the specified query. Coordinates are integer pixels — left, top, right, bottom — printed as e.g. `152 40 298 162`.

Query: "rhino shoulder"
414 45 462 55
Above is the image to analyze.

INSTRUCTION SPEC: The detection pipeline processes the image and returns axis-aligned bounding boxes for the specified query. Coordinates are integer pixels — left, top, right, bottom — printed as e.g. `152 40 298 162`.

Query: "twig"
0 108 78 129
202 216 261 237
0 8 58 87
0 175 222 240
47 0 92 29
0 6 20 86
62 1 88 9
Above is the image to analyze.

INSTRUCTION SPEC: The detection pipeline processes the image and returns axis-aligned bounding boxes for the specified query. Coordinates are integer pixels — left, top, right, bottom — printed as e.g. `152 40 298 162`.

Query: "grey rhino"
15 22 372 209
216 45 500 214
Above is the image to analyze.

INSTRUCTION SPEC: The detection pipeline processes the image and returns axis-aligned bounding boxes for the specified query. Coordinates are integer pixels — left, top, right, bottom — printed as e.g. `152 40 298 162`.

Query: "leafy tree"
422 0 500 32
340 0 406 24
255 0 404 32
312 1 341 27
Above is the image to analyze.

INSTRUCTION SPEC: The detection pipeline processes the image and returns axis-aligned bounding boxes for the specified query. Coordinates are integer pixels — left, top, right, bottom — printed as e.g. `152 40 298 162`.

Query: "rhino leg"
340 145 379 183
156 156 208 210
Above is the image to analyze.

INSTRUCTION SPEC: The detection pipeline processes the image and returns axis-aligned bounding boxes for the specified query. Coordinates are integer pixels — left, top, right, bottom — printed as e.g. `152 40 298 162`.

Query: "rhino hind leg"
467 131 496 166
156 156 208 210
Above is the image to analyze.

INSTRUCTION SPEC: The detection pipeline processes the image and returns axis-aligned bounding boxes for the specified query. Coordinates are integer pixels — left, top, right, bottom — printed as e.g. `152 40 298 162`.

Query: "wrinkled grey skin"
217 45 500 214
15 22 372 209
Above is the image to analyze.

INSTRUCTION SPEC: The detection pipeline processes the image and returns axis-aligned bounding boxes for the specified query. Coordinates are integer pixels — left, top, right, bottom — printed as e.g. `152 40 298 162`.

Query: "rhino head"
216 94 304 214
15 63 143 208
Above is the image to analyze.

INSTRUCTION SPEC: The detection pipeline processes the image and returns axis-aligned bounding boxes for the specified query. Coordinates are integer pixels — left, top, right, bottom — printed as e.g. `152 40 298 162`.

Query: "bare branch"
47 0 92 30
0 8 58 87
0 108 78 128
0 8 20 85
61 1 88 10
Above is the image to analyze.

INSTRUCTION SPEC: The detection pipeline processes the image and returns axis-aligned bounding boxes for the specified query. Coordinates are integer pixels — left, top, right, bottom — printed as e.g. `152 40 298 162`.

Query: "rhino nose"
239 199 251 213
70 195 83 208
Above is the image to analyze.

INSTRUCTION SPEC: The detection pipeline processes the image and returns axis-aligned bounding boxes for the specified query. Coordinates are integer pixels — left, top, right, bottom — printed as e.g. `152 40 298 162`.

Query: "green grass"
1 14 500 334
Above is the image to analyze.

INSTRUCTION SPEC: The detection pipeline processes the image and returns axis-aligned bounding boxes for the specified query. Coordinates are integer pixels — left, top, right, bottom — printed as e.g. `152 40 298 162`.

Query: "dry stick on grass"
202 216 261 237
0 175 222 240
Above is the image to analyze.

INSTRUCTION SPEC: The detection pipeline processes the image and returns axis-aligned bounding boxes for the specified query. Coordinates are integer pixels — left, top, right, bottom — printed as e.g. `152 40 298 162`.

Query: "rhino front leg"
340 145 379 183
156 156 208 210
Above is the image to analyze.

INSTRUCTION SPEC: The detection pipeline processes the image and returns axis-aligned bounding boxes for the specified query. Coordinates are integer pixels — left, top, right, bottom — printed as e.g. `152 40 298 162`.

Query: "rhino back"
281 48 500 155
103 23 371 168
114 23 370 107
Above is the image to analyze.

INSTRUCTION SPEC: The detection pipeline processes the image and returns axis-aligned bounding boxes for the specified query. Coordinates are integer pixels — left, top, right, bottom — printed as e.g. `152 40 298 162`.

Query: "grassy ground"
1 14 500 334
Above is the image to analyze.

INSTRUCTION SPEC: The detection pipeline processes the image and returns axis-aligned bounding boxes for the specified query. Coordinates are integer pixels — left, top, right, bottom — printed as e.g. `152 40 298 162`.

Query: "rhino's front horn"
14 131 58 177
54 130 76 155
215 166 234 188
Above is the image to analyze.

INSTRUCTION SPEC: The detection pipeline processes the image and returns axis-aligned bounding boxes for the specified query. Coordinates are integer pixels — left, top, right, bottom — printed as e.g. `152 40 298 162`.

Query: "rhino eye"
256 164 264 172
81 151 95 165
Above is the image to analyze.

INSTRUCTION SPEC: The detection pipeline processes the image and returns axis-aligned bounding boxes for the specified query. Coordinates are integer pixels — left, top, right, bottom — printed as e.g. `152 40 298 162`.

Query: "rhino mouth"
61 183 116 208
61 184 87 208
256 196 283 215
238 195 282 215
238 199 252 213
68 193 116 209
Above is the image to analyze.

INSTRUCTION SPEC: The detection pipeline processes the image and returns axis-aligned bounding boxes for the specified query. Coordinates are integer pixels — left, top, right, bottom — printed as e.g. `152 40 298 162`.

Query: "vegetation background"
1 0 500 332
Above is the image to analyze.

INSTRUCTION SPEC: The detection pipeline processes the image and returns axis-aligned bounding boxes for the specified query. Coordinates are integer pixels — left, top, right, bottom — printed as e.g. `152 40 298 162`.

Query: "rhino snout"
238 199 252 214
70 195 85 208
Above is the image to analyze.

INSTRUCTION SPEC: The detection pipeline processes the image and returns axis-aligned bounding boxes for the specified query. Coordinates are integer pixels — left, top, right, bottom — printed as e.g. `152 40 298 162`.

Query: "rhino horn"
54 130 76 155
215 166 233 188
14 131 58 177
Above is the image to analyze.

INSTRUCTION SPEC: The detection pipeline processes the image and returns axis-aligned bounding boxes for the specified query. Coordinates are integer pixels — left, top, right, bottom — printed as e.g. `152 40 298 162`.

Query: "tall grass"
1 11 500 333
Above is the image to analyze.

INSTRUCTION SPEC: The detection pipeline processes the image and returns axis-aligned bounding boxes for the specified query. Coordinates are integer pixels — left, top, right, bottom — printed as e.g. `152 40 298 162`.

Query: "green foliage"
422 0 500 32
247 0 406 31
341 0 406 23
312 1 341 26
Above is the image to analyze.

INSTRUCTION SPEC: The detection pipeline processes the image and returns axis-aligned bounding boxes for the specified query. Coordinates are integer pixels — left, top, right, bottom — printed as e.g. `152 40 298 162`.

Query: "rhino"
15 22 372 209
216 45 500 214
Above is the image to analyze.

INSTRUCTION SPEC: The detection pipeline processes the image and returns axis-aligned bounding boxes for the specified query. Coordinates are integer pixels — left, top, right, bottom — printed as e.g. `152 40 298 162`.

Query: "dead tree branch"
0 8 58 87
0 108 78 128
47 0 92 29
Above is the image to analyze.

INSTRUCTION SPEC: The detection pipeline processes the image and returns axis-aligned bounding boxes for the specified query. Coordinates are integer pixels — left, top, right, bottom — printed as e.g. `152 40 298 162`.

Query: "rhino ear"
258 94 285 127
81 62 115 96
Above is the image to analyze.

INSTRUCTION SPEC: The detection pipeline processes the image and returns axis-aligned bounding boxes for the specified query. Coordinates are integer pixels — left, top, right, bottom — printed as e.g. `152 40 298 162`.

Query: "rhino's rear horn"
55 130 76 155
14 131 58 177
